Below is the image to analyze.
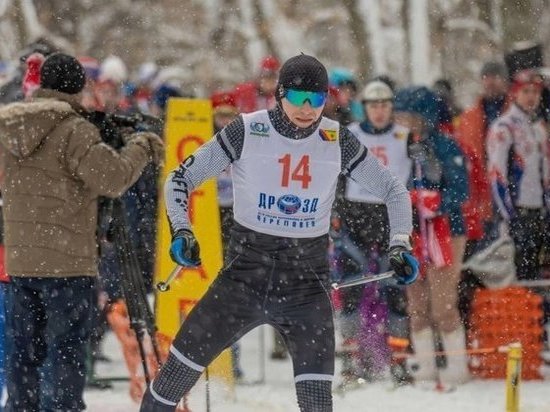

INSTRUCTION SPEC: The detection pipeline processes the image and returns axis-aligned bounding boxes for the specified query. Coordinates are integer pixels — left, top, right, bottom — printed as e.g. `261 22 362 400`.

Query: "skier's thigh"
281 295 335 376
171 274 263 367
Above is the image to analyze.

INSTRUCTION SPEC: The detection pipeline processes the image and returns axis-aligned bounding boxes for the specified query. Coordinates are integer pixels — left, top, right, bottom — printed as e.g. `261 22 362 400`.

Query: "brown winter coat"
0 89 151 277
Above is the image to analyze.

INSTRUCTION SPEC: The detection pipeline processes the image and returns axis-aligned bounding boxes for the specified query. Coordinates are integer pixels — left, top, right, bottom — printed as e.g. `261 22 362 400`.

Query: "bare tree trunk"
409 0 431 83
19 0 43 39
501 0 539 48
251 0 278 60
0 0 11 18
341 0 371 82
401 0 412 83
12 0 27 48
490 0 504 43
358 0 385 76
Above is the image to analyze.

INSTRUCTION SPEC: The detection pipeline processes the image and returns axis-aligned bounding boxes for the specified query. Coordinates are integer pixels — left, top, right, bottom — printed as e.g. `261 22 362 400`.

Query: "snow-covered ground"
86 326 550 412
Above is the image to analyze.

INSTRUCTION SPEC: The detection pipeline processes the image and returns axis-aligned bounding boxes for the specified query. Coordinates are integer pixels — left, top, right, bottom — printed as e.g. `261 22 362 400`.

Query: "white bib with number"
232 110 341 238
346 123 412 203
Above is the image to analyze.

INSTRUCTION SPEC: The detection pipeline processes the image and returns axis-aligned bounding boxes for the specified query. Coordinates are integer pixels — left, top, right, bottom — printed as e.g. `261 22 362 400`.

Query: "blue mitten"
169 229 201 267
388 246 419 285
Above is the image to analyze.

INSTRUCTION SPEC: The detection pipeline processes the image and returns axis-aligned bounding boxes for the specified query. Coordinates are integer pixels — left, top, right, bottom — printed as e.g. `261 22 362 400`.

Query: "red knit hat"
259 56 280 76
22 53 45 98
211 90 238 114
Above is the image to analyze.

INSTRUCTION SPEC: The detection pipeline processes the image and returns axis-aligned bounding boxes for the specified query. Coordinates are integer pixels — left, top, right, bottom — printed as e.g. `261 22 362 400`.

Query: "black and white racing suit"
141 104 412 412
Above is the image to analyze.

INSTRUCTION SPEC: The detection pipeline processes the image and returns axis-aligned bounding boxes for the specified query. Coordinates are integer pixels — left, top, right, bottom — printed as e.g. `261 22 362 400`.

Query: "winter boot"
439 325 470 385
408 327 437 384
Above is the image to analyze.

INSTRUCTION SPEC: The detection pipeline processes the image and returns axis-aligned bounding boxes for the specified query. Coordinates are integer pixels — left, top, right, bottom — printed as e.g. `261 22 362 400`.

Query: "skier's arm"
165 116 245 233
339 126 413 247
486 121 514 220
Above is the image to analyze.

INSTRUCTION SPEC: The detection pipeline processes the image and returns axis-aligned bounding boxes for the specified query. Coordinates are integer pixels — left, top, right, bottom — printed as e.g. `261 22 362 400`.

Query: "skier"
333 80 412 387
140 54 418 412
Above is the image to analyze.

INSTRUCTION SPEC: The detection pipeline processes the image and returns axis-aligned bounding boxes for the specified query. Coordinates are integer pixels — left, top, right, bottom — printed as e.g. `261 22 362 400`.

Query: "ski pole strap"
331 270 395 290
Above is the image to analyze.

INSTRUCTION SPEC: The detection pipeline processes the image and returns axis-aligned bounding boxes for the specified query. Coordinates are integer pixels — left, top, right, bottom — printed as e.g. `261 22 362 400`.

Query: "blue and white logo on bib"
250 122 270 137
277 194 302 215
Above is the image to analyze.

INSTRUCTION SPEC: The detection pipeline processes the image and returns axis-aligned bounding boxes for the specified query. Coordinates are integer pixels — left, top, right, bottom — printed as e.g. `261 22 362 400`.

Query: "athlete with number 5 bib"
140 55 419 412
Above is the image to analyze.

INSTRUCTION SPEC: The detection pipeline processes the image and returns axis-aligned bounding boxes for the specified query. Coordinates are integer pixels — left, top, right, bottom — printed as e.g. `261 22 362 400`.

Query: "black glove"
389 246 419 285
169 229 201 267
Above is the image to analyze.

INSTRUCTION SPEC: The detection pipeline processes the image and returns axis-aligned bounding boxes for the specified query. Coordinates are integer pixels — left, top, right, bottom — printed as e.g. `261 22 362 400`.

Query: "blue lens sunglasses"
284 89 327 108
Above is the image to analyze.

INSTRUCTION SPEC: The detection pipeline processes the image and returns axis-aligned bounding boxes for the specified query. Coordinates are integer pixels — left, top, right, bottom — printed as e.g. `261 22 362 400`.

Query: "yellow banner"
154 98 233 385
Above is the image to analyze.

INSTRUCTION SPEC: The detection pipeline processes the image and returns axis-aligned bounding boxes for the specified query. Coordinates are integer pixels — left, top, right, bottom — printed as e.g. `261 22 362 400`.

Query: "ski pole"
331 270 395 290
205 366 211 412
259 326 266 384
156 265 182 292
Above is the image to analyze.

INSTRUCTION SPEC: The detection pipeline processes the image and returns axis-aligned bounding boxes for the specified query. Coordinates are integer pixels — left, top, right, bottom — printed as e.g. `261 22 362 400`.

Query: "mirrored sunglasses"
285 89 327 108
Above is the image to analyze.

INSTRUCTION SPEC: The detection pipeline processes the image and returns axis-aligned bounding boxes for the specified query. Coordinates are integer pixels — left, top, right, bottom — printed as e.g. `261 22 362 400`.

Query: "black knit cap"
277 54 328 97
40 53 86 95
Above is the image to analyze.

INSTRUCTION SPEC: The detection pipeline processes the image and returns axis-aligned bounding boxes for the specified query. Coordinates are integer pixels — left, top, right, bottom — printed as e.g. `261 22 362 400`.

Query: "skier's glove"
389 246 419 285
169 229 201 267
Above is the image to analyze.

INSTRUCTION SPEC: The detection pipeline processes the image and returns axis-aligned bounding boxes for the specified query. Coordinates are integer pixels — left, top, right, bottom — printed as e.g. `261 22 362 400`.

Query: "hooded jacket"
0 89 151 277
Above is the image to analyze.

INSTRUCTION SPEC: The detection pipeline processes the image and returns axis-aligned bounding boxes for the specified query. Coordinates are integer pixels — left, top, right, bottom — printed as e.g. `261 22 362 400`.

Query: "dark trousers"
5 276 94 412
173 223 335 378
510 208 545 281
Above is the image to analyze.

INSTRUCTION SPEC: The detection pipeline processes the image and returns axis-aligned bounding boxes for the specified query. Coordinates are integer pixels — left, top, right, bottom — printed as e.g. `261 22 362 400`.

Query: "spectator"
133 62 159 114
456 61 509 245
0 38 56 104
151 83 183 117
322 85 341 122
328 67 361 125
95 55 127 112
78 56 102 110
432 78 461 135
487 69 549 282
394 86 470 386
0 206 7 412
0 53 163 411
234 55 280 113
333 79 412 388
21 53 45 99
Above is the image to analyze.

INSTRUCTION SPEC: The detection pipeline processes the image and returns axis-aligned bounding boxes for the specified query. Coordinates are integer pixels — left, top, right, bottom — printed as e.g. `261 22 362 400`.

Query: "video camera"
85 110 164 149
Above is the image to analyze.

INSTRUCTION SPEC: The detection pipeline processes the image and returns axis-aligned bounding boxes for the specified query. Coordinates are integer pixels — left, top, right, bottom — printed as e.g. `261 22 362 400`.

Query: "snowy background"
86 325 550 412
1 0 550 105
1 1 549 410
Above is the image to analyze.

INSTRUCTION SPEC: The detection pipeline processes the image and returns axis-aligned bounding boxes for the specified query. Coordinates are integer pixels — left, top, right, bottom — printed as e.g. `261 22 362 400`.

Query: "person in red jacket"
233 55 280 113
455 61 509 245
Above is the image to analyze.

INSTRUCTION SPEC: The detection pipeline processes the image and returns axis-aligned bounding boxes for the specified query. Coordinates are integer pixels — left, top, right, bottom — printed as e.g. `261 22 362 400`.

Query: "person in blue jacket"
393 86 470 387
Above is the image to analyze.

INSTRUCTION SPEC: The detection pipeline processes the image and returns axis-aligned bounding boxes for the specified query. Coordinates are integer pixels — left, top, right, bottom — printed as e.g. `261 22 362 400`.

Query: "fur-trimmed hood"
0 89 82 158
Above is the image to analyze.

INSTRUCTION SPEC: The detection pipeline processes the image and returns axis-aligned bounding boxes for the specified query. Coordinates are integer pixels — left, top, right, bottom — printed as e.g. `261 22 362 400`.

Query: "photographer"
0 53 163 412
